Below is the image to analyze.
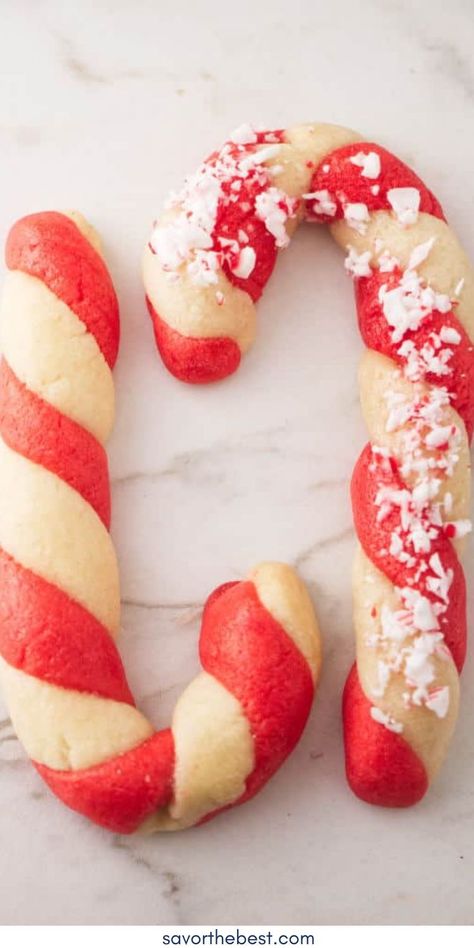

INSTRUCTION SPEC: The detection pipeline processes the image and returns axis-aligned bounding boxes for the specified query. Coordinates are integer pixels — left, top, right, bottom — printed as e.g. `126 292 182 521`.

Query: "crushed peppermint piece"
387 187 420 225
231 246 256 279
425 686 450 718
187 249 220 285
381 605 411 642
439 326 461 345
411 478 442 506
444 492 453 515
370 706 403 734
384 390 412 432
379 269 452 344
378 250 400 272
343 202 370 234
408 237 436 271
445 519 472 539
389 531 404 557
372 660 392 697
344 246 372 278
150 218 213 271
349 150 381 179
239 144 282 171
215 290 225 305
398 339 453 381
407 589 439 631
371 184 380 196
218 236 239 252
424 424 455 449
426 553 453 604
229 123 258 145
403 631 440 701
454 277 465 297
304 189 337 217
255 187 296 247
372 582 453 713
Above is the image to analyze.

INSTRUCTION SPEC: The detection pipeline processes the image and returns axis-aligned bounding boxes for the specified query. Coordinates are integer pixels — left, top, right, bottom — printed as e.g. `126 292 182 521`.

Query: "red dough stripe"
0 358 110 527
6 212 120 368
0 549 134 705
200 580 315 806
147 297 241 384
307 143 445 222
36 729 175 834
343 664 428 807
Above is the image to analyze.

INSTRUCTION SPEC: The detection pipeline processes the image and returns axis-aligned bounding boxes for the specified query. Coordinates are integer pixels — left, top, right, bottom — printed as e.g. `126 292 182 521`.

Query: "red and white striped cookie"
144 123 474 806
0 211 321 833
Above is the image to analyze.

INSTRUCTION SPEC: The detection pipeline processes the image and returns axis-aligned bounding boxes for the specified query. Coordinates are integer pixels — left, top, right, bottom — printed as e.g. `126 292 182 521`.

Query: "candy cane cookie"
144 123 474 805
0 210 322 833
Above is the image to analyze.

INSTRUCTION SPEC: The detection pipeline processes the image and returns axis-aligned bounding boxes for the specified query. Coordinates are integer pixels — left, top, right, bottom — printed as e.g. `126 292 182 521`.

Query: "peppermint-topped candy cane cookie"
0 211 321 833
144 123 474 805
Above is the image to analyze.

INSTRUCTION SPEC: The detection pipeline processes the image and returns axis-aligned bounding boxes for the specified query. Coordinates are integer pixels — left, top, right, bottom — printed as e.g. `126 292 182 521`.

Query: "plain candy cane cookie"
0 210 321 833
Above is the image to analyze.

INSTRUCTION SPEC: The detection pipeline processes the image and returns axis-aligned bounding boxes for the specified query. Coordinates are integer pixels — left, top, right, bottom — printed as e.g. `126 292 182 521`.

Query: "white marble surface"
1 0 474 926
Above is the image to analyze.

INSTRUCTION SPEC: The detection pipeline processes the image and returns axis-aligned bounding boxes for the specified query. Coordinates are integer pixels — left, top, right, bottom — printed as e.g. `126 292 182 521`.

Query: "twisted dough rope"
0 210 322 833
144 122 474 805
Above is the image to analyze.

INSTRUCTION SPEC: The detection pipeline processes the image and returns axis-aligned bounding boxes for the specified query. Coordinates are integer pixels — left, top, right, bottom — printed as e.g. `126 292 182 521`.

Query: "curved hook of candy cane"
143 122 474 806
0 211 322 834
